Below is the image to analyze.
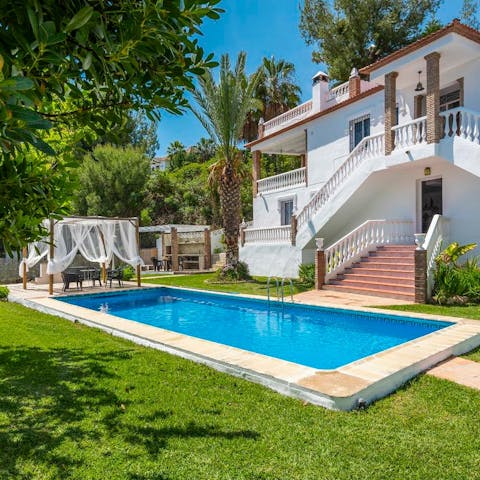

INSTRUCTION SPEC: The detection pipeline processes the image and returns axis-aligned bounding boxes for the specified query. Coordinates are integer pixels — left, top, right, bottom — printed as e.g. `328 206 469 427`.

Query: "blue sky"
155 0 465 156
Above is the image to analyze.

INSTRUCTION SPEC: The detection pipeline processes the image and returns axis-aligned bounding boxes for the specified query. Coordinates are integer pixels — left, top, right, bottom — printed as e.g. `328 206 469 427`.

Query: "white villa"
240 20 480 302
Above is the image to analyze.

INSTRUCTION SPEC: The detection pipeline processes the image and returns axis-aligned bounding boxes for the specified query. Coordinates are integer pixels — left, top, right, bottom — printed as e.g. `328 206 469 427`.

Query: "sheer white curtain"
109 220 143 268
21 217 142 276
18 239 49 276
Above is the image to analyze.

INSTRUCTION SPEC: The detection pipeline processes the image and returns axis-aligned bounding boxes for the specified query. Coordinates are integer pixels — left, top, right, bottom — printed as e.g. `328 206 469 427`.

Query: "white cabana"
20 216 143 294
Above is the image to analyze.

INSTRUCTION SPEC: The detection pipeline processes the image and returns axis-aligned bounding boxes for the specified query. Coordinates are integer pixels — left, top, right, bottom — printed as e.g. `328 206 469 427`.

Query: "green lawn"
142 272 310 296
2 301 480 479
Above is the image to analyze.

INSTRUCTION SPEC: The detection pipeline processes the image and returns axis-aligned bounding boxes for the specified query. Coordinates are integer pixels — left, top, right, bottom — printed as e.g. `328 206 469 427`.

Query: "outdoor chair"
107 268 124 288
61 271 83 292
90 268 102 287
151 257 163 271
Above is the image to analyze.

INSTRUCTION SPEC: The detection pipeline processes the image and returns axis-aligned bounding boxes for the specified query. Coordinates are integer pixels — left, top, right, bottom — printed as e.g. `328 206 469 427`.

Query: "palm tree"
191 52 261 271
243 56 302 142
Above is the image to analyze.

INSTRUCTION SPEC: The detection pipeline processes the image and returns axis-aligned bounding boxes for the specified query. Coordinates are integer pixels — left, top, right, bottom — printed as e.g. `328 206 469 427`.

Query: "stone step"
340 273 414 285
347 267 414 277
369 250 415 259
323 284 415 302
361 257 415 265
329 278 415 294
377 245 416 250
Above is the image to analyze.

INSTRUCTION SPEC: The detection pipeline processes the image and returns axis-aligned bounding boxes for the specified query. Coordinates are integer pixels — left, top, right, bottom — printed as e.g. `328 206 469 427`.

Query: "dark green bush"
298 264 315 288
0 286 9 300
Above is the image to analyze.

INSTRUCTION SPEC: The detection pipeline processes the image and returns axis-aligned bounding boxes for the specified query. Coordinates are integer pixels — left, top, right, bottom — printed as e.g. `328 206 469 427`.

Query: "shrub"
0 286 9 300
216 261 251 282
433 242 480 304
122 266 136 281
298 263 315 288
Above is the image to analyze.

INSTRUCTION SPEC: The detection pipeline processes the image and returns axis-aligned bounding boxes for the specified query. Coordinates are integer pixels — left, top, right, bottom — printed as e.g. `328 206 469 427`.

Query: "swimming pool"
58 287 453 370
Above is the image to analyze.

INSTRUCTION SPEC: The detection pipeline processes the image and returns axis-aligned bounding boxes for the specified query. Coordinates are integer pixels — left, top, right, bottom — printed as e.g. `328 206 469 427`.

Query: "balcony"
257 167 306 194
262 101 313 136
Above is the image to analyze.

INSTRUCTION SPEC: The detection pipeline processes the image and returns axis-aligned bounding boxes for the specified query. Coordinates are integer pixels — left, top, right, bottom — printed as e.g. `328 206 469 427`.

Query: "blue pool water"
58 288 453 369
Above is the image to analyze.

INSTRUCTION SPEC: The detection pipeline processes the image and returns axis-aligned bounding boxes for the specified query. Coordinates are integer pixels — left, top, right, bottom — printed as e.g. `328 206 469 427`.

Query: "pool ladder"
267 276 294 305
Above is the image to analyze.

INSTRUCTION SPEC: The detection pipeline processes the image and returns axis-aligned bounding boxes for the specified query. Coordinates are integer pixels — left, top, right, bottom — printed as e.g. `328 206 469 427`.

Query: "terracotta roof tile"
360 19 480 75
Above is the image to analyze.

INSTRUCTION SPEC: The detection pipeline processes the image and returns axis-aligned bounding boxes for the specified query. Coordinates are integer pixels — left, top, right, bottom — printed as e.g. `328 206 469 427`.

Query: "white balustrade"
243 225 291 244
263 101 313 134
296 132 385 231
327 81 349 102
257 167 306 194
422 214 449 299
324 219 414 282
441 107 480 143
393 116 427 148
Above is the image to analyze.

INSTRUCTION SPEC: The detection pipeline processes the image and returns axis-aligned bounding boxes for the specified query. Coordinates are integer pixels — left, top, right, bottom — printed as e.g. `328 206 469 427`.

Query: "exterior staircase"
324 245 416 301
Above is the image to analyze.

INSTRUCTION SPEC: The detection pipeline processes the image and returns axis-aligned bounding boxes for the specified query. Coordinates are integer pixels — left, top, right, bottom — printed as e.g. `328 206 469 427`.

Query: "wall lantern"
414 71 425 92
424 167 431 176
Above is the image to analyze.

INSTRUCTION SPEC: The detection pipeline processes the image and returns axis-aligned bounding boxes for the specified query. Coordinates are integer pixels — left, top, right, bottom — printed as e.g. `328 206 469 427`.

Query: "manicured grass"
142 272 310 296
2 302 480 479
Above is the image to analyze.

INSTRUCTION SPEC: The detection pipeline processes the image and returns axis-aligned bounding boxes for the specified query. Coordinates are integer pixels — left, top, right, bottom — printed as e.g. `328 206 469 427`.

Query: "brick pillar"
290 215 297 246
384 71 398 155
252 150 261 196
171 227 179 271
425 52 441 144
349 68 361 98
315 249 326 290
203 228 211 269
258 118 265 138
457 77 464 107
414 248 427 303
240 226 246 247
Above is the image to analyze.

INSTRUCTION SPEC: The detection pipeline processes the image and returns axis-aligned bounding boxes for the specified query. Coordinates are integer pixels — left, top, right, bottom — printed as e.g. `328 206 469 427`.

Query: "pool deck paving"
6 281 480 409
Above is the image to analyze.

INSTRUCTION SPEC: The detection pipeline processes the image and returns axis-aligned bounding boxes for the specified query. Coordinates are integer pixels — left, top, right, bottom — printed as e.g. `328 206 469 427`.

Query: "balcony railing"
393 116 427 148
441 107 480 143
243 226 291 244
262 101 313 135
257 167 306 194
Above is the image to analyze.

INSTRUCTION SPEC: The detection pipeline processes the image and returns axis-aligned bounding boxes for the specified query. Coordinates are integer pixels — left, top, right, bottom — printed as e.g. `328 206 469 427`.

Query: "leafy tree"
192 52 260 270
0 0 221 252
243 56 301 142
299 0 441 82
73 145 151 218
192 137 218 163
167 140 190 170
461 0 480 29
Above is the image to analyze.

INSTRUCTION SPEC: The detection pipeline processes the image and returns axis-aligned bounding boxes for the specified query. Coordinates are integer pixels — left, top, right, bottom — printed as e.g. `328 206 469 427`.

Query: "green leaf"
82 52 93 70
64 6 94 33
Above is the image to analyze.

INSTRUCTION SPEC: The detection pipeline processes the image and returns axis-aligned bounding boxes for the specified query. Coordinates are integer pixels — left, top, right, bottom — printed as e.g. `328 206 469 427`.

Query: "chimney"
349 67 361 98
312 71 329 112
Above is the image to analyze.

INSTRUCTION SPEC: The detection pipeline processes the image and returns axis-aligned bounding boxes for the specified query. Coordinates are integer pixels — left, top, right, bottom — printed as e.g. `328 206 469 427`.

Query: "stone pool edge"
9 286 480 411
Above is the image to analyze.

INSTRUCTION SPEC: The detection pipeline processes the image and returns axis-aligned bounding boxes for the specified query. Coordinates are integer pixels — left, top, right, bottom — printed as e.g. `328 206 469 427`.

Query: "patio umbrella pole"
22 247 27 289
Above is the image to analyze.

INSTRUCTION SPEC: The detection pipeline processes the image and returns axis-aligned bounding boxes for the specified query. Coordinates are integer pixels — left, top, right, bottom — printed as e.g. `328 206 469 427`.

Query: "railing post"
290 215 297 246
239 226 246 247
414 246 428 304
315 238 325 290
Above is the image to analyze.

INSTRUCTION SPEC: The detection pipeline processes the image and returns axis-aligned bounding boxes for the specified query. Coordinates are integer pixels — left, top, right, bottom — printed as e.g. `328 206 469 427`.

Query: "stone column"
315 248 326 290
414 248 427 303
239 226 246 247
203 228 211 269
252 150 261 196
171 227 179 272
384 71 398 155
425 52 441 144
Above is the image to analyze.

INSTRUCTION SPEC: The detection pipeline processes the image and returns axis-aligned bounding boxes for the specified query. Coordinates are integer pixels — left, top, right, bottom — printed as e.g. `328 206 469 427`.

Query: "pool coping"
9 284 480 411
